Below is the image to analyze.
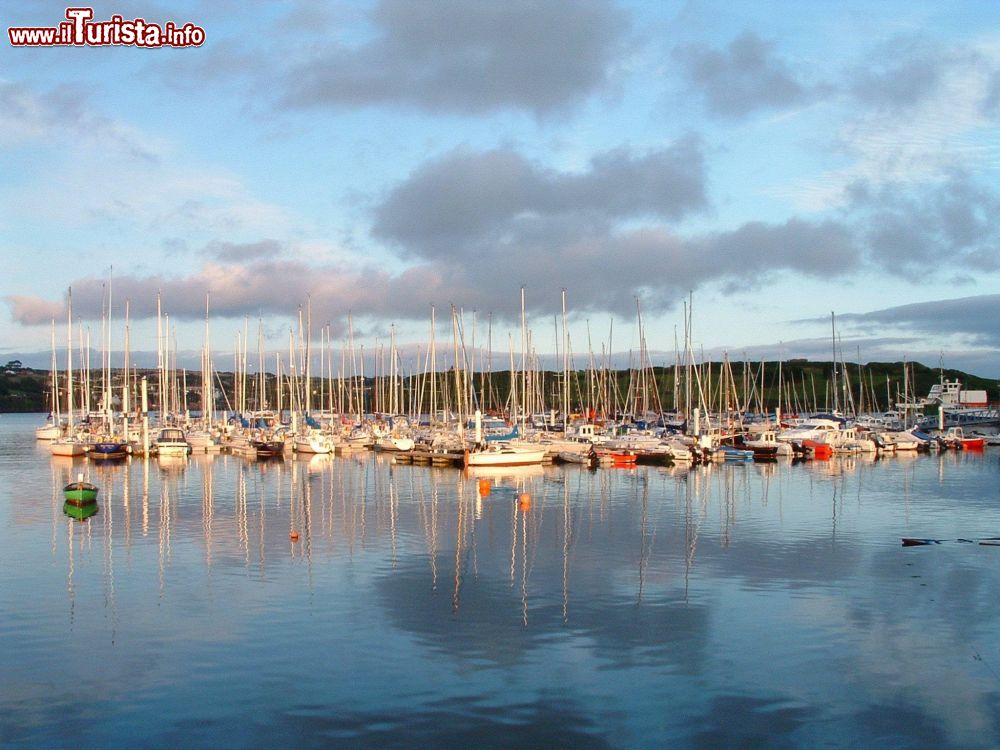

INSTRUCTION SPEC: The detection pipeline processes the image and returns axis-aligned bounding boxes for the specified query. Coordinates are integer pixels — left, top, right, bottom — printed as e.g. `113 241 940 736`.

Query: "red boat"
944 428 985 451
592 448 638 466
801 439 832 459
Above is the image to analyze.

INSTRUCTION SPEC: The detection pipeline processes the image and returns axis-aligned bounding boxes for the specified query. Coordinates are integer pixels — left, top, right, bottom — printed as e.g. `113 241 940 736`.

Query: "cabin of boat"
155 428 191 456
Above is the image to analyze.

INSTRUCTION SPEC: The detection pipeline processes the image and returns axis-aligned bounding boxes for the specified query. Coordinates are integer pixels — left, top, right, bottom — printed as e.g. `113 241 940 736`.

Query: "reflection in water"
7 430 999 749
40 451 1000 627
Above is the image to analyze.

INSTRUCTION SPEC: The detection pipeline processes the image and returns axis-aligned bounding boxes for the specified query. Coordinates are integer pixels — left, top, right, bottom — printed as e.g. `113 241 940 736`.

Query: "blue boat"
716 446 754 462
88 440 129 460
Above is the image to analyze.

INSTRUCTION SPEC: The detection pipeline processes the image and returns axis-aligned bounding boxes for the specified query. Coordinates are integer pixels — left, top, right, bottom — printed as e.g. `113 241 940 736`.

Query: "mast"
390 323 397 416
121 298 130 441
305 296 312 415
164 313 171 418
451 305 463 430
157 291 164 420
202 293 212 424
429 306 437 424
830 311 839 414
49 321 60 424
561 289 569 431
520 287 527 426
66 288 74 428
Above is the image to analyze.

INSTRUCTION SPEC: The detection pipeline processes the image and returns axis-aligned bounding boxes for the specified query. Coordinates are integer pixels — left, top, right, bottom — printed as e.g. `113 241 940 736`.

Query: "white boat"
155 428 191 457
661 437 695 462
557 450 593 465
742 430 794 458
294 430 335 455
344 426 374 449
464 443 546 467
375 435 415 452
877 429 923 452
35 420 63 441
826 427 878 454
187 429 222 452
226 431 257 457
777 418 842 444
50 435 88 457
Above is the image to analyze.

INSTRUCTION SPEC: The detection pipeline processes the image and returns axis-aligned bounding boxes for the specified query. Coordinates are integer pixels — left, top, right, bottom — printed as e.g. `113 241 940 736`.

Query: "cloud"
0 79 160 160
4 212 858 332
672 32 814 118
280 0 630 116
983 69 1000 117
205 239 285 262
847 174 1000 277
4 295 63 325
367 137 858 317
4 258 464 330
783 37 1000 210
373 137 708 257
847 37 950 111
0 82 291 236
831 294 1000 349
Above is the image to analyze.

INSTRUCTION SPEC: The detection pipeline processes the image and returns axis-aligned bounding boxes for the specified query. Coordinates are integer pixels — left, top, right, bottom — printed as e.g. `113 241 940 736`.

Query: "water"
1 413 999 748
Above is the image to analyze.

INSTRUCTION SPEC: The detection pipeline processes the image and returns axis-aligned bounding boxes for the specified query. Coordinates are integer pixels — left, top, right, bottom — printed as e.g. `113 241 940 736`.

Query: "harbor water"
1 413 999 748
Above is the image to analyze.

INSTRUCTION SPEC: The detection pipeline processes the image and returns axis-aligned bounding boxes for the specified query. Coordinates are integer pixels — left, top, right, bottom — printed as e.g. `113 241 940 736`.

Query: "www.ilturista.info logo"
8 7 205 47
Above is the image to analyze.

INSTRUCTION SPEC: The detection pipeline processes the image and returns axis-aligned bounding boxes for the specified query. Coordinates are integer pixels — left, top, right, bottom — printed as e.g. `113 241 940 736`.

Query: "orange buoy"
290 531 300 541
518 492 531 511
478 479 491 496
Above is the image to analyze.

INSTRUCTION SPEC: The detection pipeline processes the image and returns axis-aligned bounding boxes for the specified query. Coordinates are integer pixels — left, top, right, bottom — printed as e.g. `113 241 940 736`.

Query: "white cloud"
0 80 292 237
785 38 1000 211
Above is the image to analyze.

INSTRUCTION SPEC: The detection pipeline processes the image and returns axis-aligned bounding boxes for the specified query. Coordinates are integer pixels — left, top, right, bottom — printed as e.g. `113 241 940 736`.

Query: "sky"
2 0 999 378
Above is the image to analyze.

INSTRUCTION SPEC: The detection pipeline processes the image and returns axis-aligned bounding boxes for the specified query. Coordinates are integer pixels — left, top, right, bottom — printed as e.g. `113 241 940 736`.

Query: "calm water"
1 413 999 749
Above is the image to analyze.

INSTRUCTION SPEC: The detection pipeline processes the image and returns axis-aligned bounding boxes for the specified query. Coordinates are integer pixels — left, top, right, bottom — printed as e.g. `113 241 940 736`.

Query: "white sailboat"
51 289 87 457
36 322 63 440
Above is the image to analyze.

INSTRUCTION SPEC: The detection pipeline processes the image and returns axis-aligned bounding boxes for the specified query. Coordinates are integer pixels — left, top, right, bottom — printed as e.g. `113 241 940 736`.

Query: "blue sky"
2 0 999 377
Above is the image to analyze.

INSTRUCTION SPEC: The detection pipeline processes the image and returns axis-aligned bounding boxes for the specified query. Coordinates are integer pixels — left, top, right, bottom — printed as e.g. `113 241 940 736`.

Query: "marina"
4 2 1000 746
2 411 999 748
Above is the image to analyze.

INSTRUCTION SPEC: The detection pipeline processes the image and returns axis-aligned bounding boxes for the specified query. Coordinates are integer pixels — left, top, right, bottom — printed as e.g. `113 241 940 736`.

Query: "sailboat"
463 410 546 467
51 289 88 457
463 442 547 467
36 322 64 440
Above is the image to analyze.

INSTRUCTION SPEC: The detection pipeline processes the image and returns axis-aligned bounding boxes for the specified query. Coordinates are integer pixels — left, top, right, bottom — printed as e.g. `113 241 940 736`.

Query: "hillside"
4 358 996 415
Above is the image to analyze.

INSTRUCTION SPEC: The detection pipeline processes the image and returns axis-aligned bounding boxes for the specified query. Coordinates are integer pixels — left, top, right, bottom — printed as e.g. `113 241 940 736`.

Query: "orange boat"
594 448 638 465
801 439 832 459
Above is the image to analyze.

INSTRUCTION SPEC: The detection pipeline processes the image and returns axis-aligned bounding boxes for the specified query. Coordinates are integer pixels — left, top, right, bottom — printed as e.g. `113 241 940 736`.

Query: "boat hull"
252 441 285 458
464 447 546 467
51 440 88 457
63 481 98 503
35 425 62 441
63 500 98 520
155 444 191 457
89 442 129 460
